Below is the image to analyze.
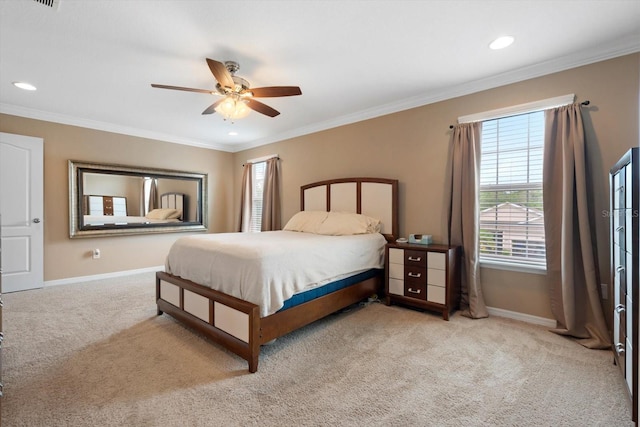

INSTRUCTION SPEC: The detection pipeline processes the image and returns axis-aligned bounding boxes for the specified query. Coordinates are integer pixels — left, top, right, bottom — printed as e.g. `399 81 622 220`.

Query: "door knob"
33 218 41 223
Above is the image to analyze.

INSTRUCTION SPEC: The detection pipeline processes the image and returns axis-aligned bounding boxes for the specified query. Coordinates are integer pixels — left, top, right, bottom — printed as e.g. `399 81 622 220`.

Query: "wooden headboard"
300 177 399 242
161 192 187 220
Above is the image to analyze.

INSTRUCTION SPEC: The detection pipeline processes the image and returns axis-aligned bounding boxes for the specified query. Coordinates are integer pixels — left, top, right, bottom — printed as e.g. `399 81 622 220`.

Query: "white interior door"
0 132 44 292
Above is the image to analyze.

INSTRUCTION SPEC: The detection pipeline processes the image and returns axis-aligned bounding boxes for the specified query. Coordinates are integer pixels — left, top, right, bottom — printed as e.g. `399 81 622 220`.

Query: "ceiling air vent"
33 0 61 10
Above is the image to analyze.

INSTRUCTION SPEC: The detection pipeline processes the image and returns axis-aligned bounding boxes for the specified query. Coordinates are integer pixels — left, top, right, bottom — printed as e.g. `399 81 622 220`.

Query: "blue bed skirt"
278 268 382 312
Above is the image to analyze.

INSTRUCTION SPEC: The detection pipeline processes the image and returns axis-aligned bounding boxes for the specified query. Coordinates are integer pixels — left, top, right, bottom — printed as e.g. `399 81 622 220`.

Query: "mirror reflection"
69 160 208 238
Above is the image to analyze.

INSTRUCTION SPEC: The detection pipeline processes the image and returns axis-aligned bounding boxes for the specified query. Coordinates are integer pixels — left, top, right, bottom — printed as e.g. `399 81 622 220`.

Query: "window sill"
480 260 547 275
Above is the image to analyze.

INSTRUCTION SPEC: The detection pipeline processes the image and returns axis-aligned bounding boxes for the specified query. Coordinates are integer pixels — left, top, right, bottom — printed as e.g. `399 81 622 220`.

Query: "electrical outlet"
92 248 101 259
601 283 608 300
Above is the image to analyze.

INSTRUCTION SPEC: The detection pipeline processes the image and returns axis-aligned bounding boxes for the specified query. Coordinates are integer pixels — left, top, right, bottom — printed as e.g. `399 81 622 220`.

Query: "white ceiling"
1 1 639 153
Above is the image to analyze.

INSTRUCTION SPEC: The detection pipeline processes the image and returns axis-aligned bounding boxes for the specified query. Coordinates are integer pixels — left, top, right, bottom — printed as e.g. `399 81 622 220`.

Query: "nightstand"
385 242 460 320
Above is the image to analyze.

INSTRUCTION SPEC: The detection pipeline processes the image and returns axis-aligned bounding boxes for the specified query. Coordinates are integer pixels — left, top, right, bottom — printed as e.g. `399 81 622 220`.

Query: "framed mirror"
69 160 208 238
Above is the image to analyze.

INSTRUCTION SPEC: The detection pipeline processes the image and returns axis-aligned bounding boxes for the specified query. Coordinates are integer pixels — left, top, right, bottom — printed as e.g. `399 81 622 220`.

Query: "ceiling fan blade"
202 99 224 115
206 58 235 89
151 84 213 94
246 99 280 117
249 86 302 97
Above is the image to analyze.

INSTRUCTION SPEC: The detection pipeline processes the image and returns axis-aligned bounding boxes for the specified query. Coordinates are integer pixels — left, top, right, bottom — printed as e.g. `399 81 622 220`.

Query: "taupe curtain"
261 157 281 231
238 162 253 232
448 122 489 319
543 103 609 349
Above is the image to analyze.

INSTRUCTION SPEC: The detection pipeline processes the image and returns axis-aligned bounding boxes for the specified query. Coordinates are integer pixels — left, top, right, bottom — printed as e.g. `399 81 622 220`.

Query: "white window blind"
479 110 546 269
249 161 266 232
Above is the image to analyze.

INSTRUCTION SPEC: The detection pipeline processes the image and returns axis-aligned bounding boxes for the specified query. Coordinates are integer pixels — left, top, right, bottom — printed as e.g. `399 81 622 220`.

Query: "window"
143 177 154 215
479 110 546 269
248 161 266 232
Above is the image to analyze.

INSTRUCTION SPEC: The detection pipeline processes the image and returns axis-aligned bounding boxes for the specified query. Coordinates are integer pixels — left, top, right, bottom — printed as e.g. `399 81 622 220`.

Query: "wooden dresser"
385 242 460 320
84 195 127 216
611 147 639 422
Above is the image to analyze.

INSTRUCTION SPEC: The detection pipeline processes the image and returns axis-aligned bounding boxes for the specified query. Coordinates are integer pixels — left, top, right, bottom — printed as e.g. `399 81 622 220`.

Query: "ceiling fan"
151 58 302 120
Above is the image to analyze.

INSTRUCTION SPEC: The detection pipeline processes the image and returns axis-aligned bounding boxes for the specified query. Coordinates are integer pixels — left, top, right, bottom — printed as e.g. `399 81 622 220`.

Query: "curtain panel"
543 103 609 349
448 122 489 319
261 157 281 231
147 178 158 213
238 162 253 232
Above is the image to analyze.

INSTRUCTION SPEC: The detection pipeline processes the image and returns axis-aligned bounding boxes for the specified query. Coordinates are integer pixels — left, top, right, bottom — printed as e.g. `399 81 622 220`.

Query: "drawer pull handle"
407 288 421 294
408 256 422 262
407 272 421 278
615 304 626 313
616 226 624 232
616 265 625 273
615 343 625 355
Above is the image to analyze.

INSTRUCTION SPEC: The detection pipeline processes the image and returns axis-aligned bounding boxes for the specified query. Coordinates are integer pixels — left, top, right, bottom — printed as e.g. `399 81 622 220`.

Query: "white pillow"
283 211 328 233
166 210 182 220
316 211 381 236
146 208 179 220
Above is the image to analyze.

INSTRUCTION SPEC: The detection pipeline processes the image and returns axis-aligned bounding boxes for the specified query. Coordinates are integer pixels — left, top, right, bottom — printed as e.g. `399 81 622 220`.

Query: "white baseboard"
487 306 557 328
44 265 164 287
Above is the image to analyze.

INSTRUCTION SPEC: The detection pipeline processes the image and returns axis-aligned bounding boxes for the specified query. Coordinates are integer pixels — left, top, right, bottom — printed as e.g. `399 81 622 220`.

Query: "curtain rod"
242 156 280 167
448 100 590 129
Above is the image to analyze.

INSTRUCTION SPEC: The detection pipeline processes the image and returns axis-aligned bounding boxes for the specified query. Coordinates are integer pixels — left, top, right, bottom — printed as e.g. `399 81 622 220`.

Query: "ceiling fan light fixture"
215 95 251 121
152 58 300 120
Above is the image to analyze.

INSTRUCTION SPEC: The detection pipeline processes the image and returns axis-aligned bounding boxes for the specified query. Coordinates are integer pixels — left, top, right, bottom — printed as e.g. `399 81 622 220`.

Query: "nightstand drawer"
427 285 446 304
427 252 446 270
389 278 404 295
427 268 446 286
389 248 404 265
405 250 427 268
389 263 404 280
405 281 426 300
405 266 426 283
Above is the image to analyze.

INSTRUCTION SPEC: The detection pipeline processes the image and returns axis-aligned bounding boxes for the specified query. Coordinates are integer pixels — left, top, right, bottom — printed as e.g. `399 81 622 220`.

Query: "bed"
156 177 398 372
82 192 186 226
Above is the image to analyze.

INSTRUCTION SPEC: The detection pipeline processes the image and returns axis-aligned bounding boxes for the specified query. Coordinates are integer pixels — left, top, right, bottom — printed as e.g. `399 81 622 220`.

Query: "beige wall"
0 115 235 281
233 53 640 325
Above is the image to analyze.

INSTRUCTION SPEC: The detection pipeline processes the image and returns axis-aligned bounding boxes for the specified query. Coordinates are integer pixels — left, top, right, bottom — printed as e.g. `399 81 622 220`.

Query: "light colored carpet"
0 272 633 426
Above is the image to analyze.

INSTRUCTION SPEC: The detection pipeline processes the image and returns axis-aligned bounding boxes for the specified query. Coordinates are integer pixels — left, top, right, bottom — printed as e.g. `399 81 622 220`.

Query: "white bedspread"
165 231 386 316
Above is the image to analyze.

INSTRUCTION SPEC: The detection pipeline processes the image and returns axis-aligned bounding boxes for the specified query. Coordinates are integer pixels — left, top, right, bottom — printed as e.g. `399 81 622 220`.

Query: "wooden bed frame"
156 177 399 372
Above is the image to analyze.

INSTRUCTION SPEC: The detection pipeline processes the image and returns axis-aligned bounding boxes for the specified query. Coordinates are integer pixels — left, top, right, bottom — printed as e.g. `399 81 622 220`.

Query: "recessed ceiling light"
489 36 514 50
13 81 37 91
228 131 238 136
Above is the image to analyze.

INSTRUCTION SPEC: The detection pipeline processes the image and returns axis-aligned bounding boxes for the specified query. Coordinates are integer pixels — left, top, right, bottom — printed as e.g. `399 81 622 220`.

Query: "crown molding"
0 103 237 152
237 35 640 152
